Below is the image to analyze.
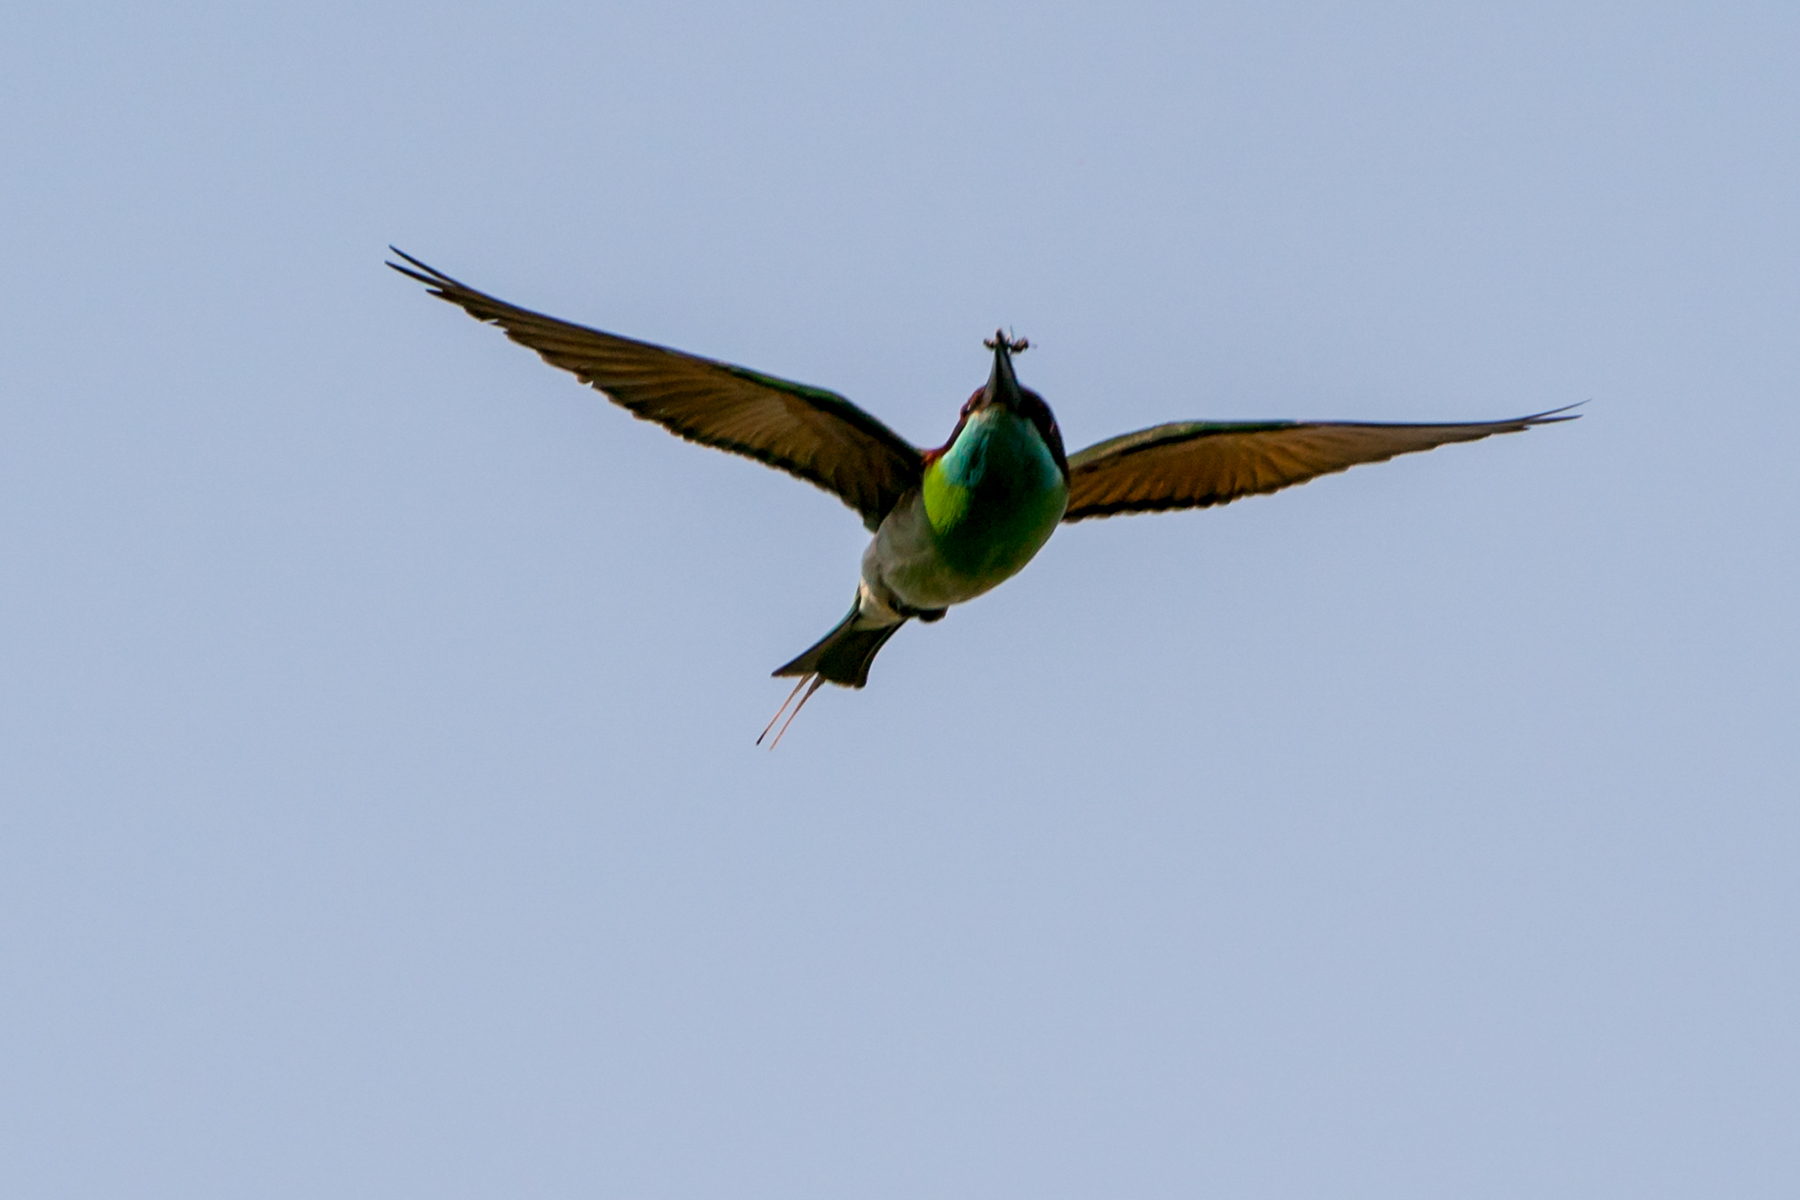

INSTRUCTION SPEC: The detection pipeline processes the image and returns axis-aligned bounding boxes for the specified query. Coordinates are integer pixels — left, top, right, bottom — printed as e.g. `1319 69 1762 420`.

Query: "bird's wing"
389 249 923 530
1062 409 1577 522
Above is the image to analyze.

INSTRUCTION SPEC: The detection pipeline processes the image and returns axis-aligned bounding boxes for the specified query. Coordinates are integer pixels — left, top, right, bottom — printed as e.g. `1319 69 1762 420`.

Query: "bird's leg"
768 676 827 750
890 599 946 623
757 675 813 746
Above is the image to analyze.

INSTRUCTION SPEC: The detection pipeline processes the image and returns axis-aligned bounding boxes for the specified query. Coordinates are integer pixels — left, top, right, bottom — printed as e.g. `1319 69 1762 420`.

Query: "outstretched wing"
1063 409 1577 522
389 249 923 529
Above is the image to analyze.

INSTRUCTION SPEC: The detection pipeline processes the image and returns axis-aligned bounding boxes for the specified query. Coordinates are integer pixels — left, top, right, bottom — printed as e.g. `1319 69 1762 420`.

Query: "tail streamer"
762 675 825 750
757 675 812 746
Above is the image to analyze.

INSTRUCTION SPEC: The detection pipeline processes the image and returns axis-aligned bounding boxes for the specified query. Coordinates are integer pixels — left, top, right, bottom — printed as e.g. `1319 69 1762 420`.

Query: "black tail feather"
773 605 905 688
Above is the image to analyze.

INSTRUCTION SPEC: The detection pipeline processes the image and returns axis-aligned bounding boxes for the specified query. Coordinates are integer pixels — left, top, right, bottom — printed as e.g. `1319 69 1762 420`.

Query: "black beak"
983 330 1025 410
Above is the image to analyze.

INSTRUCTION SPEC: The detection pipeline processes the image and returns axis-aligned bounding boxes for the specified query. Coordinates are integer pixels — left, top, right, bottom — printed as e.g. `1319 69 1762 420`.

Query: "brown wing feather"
389 249 922 529
1063 410 1577 521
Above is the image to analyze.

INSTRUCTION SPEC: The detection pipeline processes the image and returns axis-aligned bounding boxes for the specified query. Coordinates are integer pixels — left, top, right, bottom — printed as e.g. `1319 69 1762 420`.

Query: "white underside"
850 490 1010 626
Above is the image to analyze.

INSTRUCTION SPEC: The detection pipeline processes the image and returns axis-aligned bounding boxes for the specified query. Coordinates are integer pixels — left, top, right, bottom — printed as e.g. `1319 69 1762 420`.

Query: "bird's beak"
983 336 1024 411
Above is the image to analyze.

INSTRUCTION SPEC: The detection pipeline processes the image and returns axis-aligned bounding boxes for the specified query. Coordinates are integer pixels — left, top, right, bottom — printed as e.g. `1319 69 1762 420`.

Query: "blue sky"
3 3 1796 1196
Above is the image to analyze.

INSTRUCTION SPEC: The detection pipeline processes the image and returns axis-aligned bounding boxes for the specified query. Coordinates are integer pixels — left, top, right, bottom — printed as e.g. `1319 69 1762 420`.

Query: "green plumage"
922 406 1068 586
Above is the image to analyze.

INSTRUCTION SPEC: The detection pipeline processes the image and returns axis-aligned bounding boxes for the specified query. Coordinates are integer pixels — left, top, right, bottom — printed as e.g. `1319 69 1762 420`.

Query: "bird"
388 249 1576 745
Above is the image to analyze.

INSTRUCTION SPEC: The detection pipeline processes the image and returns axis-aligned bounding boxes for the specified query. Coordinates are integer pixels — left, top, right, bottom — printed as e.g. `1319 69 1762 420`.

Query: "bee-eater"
389 250 1575 745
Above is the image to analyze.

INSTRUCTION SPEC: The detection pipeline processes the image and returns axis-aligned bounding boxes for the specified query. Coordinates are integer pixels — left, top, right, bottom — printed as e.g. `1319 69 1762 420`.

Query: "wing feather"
389 249 922 529
1063 410 1577 521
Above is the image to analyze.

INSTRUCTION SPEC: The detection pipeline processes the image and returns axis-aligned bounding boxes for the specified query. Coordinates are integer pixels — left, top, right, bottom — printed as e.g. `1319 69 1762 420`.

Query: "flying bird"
388 249 1575 745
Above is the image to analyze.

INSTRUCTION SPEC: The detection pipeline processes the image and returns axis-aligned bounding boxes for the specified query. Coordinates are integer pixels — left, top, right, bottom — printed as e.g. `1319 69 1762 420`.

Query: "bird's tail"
755 600 905 748
773 603 905 688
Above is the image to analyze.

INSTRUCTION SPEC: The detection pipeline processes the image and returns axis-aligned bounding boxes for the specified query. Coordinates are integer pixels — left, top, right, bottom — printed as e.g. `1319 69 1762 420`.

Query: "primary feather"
1063 410 1577 521
387 249 922 530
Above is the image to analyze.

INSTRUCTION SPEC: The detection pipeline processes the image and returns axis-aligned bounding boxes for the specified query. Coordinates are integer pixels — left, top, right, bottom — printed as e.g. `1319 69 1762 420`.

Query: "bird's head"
932 329 1069 476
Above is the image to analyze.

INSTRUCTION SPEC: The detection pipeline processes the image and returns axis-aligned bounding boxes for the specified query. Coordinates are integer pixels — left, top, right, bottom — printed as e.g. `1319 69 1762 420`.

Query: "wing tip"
384 246 469 297
1517 400 1585 426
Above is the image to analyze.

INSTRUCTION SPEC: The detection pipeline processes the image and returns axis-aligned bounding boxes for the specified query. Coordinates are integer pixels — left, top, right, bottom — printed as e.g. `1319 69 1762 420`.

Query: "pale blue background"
3 3 1796 1197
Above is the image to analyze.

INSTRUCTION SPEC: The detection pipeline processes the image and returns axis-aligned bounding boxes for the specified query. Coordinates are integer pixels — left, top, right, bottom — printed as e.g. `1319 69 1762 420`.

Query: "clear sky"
3 2 1796 1196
